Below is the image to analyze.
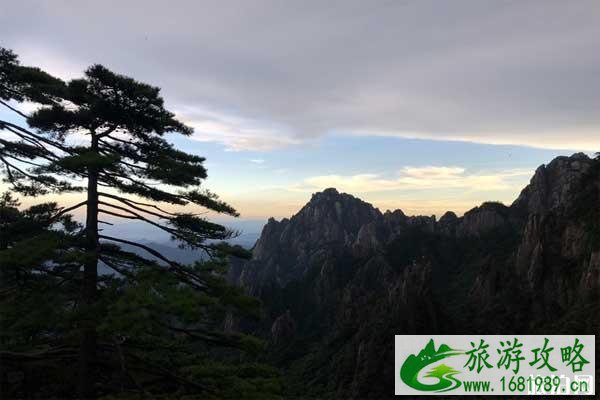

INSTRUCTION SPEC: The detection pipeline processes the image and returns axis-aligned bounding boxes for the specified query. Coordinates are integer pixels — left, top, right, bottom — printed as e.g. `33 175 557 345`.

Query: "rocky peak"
512 152 594 215
241 188 382 287
439 211 458 224
456 201 511 237
289 188 382 247
312 187 340 198
252 217 290 260
382 209 407 225
437 211 459 235
301 188 381 228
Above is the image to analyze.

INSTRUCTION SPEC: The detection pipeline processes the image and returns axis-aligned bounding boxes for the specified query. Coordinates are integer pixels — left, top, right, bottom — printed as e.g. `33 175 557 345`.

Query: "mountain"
229 153 600 399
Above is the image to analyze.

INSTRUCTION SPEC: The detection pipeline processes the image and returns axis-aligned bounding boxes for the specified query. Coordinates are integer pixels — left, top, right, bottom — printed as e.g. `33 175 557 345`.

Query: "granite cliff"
229 153 599 399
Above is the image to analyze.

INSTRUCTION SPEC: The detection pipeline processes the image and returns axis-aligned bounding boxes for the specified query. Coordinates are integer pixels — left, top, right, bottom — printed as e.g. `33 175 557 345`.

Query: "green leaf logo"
400 339 464 392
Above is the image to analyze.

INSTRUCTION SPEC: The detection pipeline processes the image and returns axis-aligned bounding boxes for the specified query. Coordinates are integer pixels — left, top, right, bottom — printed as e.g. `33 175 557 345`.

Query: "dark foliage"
0 48 280 399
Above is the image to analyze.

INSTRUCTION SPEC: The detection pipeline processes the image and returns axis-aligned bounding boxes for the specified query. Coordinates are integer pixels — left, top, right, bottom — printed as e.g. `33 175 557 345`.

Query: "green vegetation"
0 48 279 398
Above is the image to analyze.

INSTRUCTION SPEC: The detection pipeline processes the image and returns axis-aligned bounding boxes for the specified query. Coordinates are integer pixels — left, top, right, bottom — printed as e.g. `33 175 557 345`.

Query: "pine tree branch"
123 350 214 394
2 154 44 167
98 192 178 217
100 197 173 222
96 124 118 139
0 82 26 100
98 235 207 289
0 127 46 151
0 99 29 119
98 235 178 266
0 130 89 181
163 324 249 350
98 141 150 172
100 171 166 192
0 155 61 190
33 264 79 280
51 200 88 221
98 202 185 240
98 201 215 253
98 256 135 278
104 134 138 147
0 120 73 154
98 207 137 220
0 346 79 362
107 196 176 221
99 244 164 270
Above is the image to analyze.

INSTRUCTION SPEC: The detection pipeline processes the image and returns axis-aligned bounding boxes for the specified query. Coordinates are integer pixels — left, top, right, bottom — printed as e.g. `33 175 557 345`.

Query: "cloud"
1 1 599 151
8 100 42 115
346 129 600 152
176 106 300 151
249 159 265 164
290 166 532 193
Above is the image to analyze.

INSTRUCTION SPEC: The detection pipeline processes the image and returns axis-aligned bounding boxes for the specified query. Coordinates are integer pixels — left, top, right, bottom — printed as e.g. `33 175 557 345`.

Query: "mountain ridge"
228 153 599 399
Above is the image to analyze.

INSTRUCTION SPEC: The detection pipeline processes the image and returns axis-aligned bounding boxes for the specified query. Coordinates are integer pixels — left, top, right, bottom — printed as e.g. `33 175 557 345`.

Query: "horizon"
9 151 589 244
5 149 593 225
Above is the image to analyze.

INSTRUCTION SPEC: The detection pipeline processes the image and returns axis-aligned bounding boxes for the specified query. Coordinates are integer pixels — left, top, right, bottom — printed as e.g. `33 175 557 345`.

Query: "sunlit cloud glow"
290 166 532 193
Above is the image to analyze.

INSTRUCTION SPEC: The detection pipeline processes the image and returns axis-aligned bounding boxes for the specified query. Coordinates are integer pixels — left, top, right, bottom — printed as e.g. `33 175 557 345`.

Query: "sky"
1 0 599 228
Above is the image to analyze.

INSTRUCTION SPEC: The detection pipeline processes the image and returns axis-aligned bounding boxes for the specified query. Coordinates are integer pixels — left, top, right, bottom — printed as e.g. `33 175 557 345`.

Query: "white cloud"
8 100 41 115
290 166 532 193
249 159 265 164
176 106 300 151
347 129 600 152
2 1 598 152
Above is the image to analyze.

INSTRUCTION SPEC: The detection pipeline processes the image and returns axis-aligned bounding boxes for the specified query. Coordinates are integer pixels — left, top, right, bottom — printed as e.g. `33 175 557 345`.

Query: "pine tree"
0 192 86 398
0 48 279 398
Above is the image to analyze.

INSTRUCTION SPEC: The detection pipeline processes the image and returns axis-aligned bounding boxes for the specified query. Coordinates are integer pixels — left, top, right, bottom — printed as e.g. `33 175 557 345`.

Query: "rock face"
239 188 381 292
229 153 600 399
457 202 513 236
270 310 296 345
512 152 595 214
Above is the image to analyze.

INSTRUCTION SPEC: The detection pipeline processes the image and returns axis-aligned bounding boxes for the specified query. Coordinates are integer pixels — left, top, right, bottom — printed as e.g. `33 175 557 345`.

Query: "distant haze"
101 219 265 248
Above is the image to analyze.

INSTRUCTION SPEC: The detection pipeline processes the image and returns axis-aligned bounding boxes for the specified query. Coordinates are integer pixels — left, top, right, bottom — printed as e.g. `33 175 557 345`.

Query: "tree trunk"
78 135 99 398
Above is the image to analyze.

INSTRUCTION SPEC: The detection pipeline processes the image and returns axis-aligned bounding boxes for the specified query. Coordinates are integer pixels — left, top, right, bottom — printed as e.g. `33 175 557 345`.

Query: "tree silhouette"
0 48 278 398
